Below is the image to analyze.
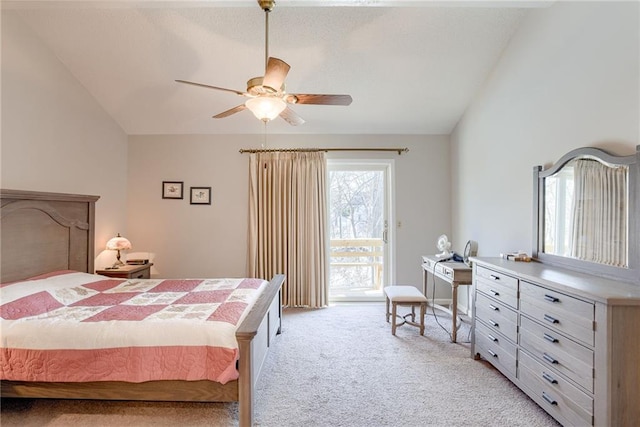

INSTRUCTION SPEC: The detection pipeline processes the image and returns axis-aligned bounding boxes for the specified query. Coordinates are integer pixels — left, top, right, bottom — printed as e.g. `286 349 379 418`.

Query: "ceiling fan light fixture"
245 96 286 122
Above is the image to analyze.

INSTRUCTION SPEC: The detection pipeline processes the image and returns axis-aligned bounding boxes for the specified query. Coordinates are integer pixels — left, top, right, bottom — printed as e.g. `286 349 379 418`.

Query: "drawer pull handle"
489 320 499 328
489 304 499 311
489 275 500 281
542 392 558 406
489 289 500 296
543 333 558 343
543 314 559 324
488 334 498 342
542 372 558 385
542 353 558 364
488 349 498 358
544 294 560 303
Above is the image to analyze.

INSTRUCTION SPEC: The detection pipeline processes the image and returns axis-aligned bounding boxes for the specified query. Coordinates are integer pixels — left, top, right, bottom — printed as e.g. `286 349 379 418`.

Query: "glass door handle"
383 220 388 243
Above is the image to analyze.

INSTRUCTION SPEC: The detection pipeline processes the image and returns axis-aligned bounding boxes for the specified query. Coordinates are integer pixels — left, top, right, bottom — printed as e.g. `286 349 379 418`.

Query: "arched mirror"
533 146 639 284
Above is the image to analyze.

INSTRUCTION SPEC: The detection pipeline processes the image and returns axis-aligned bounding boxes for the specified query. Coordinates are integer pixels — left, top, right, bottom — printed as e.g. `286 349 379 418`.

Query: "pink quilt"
0 272 267 384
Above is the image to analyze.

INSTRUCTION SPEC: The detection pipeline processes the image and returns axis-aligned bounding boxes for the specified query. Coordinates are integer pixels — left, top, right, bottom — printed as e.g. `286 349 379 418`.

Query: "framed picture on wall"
190 187 211 205
162 181 184 199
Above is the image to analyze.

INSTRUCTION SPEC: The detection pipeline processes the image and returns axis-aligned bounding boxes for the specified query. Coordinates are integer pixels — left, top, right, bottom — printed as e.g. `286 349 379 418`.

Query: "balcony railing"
329 238 384 290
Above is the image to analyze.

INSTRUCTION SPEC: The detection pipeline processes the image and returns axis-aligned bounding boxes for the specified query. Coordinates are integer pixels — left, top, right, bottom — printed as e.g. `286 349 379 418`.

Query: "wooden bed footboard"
237 273 285 426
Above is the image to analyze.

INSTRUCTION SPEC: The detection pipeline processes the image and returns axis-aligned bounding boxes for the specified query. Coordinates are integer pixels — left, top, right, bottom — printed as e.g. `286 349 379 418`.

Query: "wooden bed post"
237 337 254 427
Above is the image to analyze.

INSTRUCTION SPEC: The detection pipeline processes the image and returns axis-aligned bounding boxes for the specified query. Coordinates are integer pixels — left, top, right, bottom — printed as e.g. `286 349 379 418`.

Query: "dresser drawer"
475 266 518 309
519 316 593 392
519 350 593 426
476 326 517 378
476 321 516 354
133 269 150 279
475 292 518 342
520 281 594 346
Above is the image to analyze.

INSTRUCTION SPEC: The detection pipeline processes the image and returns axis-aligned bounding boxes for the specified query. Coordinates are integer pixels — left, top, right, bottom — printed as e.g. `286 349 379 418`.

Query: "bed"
0 189 285 427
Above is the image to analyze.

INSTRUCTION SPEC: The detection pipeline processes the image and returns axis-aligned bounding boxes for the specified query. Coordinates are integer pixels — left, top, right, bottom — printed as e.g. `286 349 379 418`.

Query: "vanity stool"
384 285 428 335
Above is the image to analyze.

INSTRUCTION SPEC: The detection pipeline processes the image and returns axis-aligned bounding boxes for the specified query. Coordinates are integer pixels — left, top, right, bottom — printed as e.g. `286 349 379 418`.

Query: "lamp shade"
245 96 286 122
106 233 132 251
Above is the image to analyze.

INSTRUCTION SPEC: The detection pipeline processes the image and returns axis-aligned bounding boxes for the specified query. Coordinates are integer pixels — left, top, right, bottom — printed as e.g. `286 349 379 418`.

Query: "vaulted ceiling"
4 1 550 135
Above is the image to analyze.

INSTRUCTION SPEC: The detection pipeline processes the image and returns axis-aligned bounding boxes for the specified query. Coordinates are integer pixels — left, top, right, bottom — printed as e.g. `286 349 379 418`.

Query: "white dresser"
471 257 640 426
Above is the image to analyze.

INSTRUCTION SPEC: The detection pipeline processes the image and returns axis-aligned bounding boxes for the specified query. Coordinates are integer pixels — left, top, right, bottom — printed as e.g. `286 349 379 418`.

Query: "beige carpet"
1 303 559 426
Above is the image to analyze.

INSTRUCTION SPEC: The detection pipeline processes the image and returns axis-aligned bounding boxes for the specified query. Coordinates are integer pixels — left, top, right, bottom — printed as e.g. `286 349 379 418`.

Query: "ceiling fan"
176 0 352 126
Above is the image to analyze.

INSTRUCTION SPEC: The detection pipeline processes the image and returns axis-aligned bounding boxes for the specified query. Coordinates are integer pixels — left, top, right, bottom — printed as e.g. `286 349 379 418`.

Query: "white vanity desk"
471 257 640 426
421 255 472 343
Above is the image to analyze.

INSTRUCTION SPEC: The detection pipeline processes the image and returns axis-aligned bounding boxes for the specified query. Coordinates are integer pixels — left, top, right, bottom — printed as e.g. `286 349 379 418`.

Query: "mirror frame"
533 145 639 285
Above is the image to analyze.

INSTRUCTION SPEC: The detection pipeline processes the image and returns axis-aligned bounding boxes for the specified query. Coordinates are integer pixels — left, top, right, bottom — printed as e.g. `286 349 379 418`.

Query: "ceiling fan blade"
290 94 352 106
176 79 246 96
213 104 247 119
280 106 305 126
262 57 290 92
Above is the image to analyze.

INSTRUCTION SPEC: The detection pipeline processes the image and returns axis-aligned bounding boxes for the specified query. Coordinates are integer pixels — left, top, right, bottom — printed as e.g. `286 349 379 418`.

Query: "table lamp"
106 233 132 268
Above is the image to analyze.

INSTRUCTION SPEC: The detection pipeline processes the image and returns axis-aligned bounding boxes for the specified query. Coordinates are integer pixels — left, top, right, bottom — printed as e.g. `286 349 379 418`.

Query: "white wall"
451 0 639 259
1 12 129 266
127 134 451 290
1 9 451 291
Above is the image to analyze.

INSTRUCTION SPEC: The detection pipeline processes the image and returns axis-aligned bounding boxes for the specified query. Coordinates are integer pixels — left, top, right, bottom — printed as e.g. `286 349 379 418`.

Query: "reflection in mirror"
544 158 628 267
534 145 639 284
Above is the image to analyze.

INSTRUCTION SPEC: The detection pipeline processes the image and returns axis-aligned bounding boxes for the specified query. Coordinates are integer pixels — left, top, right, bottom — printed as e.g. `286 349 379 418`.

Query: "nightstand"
96 263 153 279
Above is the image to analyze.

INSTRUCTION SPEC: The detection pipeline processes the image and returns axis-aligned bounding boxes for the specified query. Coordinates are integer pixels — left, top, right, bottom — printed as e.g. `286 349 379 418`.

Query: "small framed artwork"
190 187 212 205
162 181 184 199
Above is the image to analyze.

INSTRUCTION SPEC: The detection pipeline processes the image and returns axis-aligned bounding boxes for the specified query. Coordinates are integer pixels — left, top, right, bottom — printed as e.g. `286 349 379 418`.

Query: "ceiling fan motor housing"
258 0 275 12
247 77 285 96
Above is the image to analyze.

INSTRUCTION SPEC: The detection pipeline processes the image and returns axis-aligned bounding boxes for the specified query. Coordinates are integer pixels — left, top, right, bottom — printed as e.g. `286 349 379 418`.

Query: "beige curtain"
570 159 627 267
248 151 328 308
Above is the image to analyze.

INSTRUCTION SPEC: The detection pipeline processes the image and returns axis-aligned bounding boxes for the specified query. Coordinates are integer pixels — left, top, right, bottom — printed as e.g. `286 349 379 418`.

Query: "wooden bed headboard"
0 189 99 283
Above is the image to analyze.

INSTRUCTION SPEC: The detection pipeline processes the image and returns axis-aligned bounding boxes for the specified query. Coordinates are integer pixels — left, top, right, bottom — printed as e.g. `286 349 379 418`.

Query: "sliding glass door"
327 160 394 301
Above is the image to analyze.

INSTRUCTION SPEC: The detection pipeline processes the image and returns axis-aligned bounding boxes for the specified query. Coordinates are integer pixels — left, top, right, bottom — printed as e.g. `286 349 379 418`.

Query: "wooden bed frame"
0 189 285 427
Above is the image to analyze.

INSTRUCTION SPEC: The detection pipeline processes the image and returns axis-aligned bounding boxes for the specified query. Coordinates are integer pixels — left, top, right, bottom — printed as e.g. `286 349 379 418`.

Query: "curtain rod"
239 147 409 155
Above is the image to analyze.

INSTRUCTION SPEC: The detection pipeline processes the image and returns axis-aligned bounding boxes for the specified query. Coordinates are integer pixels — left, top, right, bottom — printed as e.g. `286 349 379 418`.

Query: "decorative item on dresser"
471 145 640 426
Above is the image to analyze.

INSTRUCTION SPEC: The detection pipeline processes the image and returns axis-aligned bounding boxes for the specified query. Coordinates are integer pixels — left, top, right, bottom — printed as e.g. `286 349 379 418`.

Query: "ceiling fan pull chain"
262 121 267 148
